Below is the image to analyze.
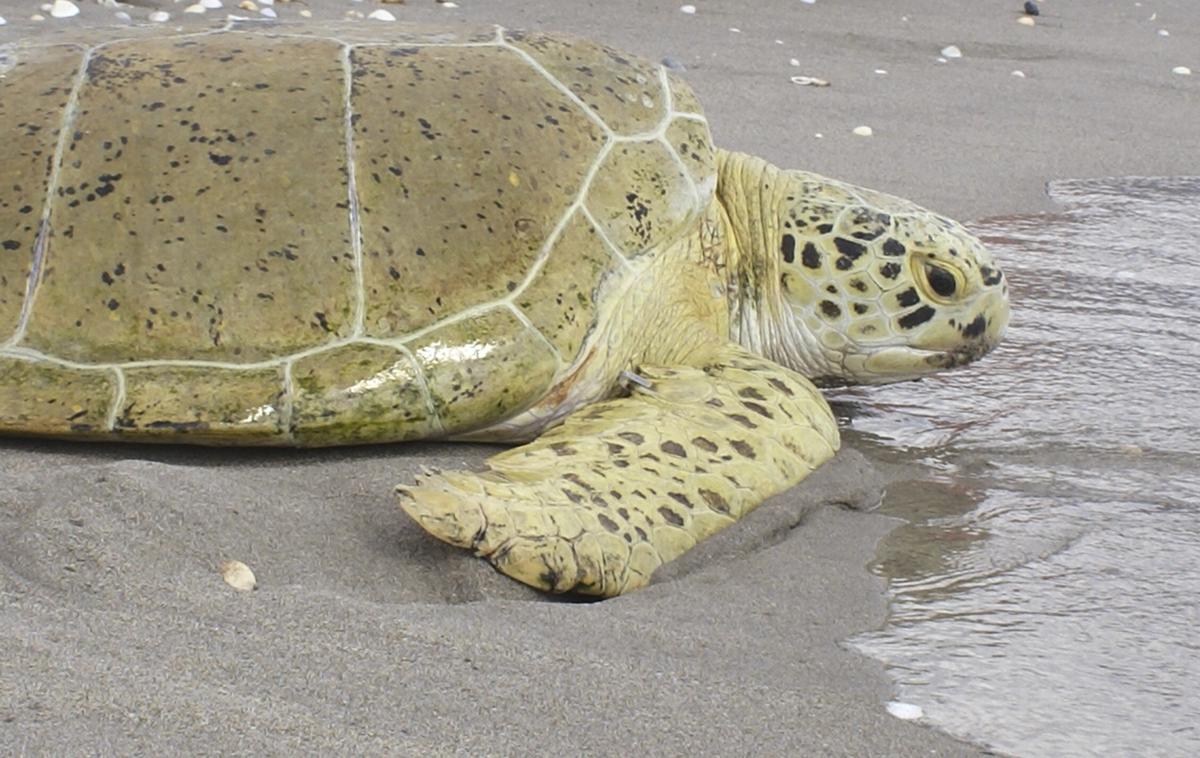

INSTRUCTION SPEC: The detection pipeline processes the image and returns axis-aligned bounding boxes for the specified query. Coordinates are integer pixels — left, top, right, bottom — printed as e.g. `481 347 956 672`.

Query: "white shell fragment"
0 16 6 25
31 14 46 21
298 8 311 16
202 0 223 7
680 4 696 14
940 45 963 59
886 701 924 720
184 4 206 13
1012 70 1027 78
1018 16 1036 26
50 0 80 18
1172 66 1192 75
259 6 276 17
789 58 800 67
1158 29 1169 37
114 11 130 21
852 125 874 137
790 75 830 87
874 68 888 75
220 560 258 591
237 0 255 9
368 9 395 21
148 10 170 21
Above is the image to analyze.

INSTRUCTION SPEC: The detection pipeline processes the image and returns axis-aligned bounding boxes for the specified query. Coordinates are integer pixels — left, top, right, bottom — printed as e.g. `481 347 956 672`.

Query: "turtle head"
765 171 1010 385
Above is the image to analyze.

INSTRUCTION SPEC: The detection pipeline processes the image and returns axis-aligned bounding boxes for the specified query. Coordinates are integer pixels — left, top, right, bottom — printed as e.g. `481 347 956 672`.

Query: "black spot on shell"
737 387 766 401
742 401 773 418
767 377 794 396
668 492 693 509
882 238 906 256
618 431 645 445
896 288 920 308
598 514 620 533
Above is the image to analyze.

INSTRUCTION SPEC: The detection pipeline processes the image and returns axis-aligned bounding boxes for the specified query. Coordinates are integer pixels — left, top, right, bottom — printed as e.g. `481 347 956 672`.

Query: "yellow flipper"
396 344 839 596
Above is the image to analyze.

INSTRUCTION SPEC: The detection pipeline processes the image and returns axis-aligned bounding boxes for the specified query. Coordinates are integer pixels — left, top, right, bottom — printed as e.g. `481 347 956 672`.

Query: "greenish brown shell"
0 22 716 445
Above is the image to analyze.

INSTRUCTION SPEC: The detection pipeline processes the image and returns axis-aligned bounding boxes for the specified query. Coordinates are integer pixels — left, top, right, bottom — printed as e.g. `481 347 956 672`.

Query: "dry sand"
2 0 1197 754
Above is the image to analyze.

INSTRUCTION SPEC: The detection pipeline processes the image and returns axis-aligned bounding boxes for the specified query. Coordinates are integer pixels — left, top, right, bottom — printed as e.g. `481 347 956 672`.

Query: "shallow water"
839 177 1200 757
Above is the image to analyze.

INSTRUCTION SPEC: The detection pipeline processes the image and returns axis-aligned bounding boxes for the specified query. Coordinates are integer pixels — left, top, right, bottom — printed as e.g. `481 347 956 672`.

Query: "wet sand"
2 1 1197 754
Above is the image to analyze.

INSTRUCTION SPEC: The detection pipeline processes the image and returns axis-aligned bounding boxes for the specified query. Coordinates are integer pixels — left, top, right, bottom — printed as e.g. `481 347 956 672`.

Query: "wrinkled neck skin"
714 150 835 378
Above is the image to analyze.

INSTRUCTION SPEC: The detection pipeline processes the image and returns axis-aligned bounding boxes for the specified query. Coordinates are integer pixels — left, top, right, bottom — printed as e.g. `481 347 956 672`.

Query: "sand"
2 0 1196 754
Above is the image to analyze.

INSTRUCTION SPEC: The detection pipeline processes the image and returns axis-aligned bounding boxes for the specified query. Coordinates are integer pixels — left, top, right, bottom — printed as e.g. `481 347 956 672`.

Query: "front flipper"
396 344 839 596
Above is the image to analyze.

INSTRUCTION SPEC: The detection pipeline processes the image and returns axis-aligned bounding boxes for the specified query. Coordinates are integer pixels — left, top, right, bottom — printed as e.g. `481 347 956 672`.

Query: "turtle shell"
0 22 715 445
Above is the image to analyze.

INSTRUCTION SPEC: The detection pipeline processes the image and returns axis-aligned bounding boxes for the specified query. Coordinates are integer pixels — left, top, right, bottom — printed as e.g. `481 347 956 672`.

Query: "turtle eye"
924 263 958 298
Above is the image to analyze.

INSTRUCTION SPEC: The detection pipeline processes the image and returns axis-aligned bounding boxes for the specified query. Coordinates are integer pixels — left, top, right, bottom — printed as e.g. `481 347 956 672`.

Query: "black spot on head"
597 514 620 533
882 238 906 256
737 387 766 401
668 492 694 509
896 288 920 308
819 300 842 319
980 265 1003 286
853 303 869 315
767 377 794 396
780 234 796 264
834 237 866 259
801 242 822 269
898 305 936 329
961 314 987 338
2 240 21 251
618 431 644 445
880 262 902 279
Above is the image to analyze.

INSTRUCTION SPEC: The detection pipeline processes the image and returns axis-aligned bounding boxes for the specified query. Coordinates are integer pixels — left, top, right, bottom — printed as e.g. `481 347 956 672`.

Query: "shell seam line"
2 44 95 351
394 342 444 435
505 302 565 374
280 358 296 440
104 366 125 432
339 43 367 338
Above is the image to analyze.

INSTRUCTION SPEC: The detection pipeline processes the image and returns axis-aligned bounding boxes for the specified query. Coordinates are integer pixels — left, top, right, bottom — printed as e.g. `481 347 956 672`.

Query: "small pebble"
31 14 46 21
202 0 223 7
237 0 255 9
298 7 311 15
790 75 829 87
789 58 800 67
184 3 206 12
874 68 888 75
49 0 79 18
258 0 273 4
1012 70 1026 78
1119 444 1144 457
440 1 458 7
368 8 395 21
887 701 924 720
680 4 696 14
220 560 258 592
1018 16 1036 26
1173 66 1192 75
852 125 873 137
1023 1 1039 16
259 6 276 17
941 45 963 59
148 10 169 21
0 16 6 25
729 27 741 33
1157 29 1169 37
661 56 686 72
814 132 823 139
774 39 783 45
801 0 815 4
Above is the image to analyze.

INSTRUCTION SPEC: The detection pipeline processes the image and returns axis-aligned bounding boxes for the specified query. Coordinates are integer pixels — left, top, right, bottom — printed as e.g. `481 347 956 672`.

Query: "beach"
2 1 1197 754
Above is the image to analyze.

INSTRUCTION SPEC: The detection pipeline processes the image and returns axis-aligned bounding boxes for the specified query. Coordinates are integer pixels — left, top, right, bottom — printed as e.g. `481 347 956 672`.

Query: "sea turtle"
0 21 1009 596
